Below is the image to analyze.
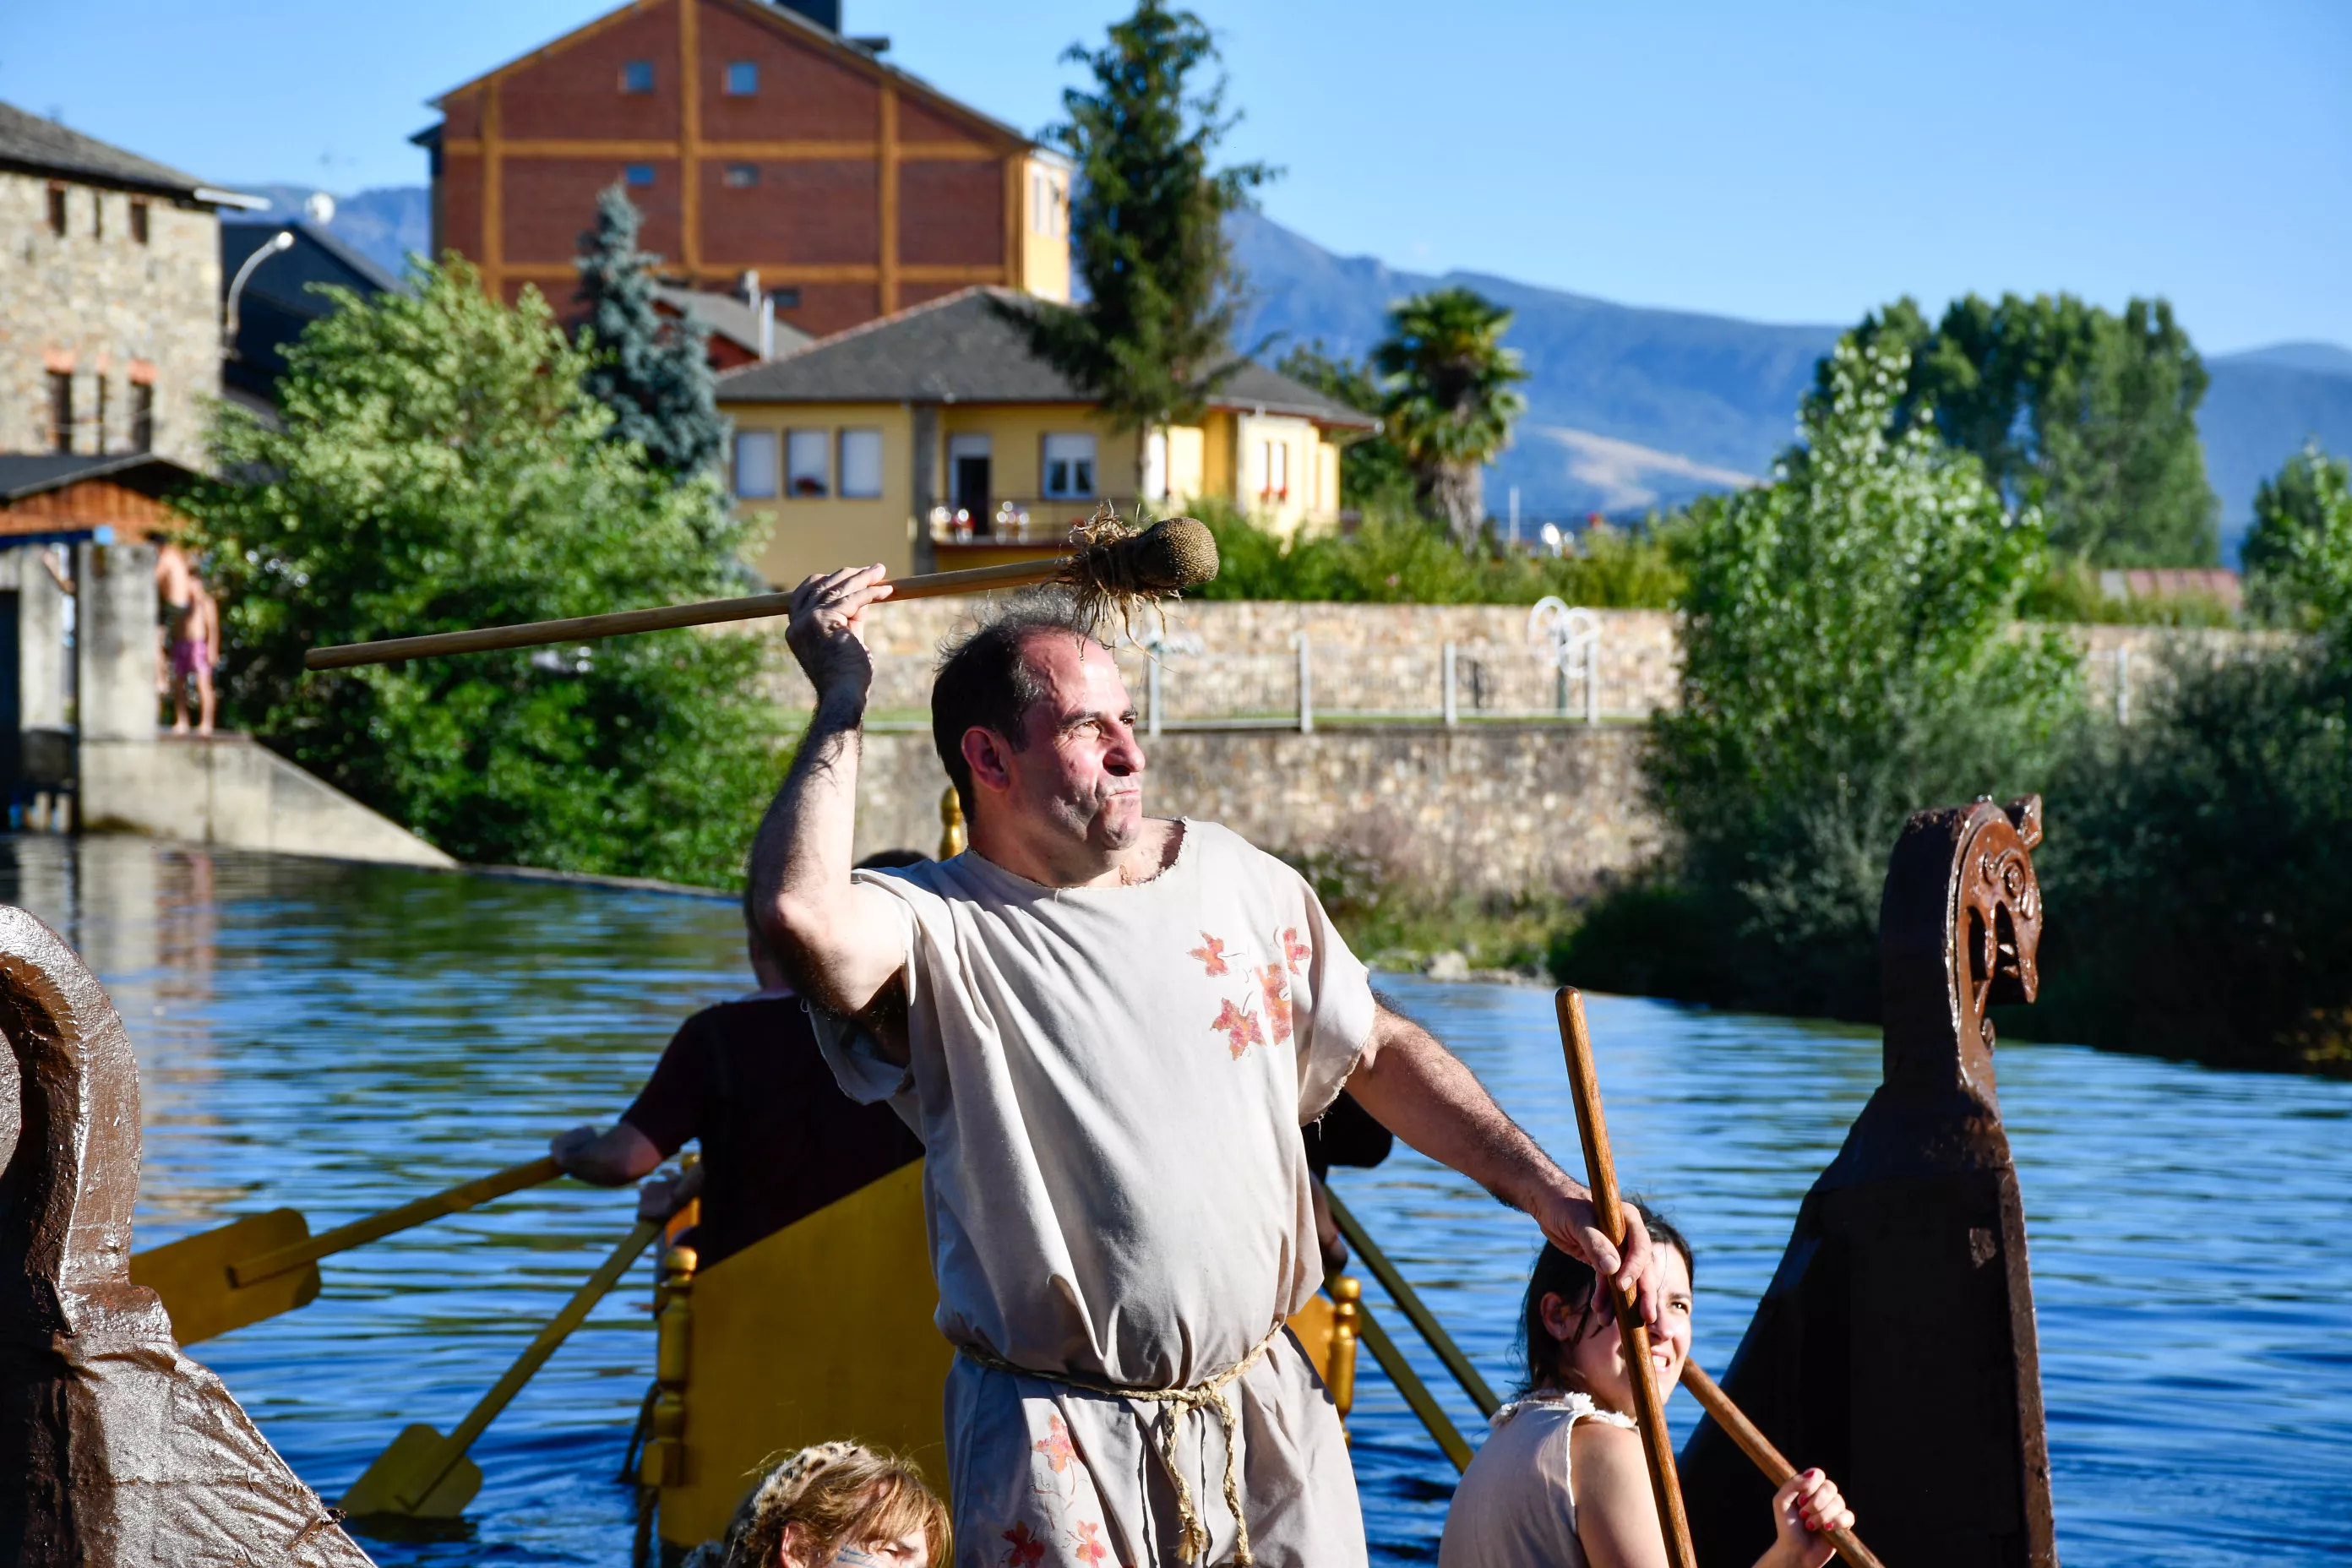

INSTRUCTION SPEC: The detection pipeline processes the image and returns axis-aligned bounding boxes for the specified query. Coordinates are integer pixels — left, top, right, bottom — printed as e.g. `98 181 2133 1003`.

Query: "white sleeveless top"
1439 1390 1639 1568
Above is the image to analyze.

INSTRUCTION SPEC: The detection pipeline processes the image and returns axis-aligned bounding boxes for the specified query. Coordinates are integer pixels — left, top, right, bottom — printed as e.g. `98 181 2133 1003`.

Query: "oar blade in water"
340 1424 483 1519
128 1208 322 1344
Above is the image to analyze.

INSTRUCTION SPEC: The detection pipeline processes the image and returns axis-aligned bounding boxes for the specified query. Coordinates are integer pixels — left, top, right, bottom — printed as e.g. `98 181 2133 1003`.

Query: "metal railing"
1125 634 1621 734
927 497 1146 546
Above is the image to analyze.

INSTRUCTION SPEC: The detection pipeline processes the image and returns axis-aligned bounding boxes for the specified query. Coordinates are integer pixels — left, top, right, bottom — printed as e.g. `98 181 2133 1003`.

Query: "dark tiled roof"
225 216 405 298
0 100 209 197
652 285 815 359
716 288 1379 428
0 453 200 504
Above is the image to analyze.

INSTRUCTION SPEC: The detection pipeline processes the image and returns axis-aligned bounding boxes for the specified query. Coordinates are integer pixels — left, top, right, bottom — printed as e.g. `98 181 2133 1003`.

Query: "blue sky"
5 0 2346 352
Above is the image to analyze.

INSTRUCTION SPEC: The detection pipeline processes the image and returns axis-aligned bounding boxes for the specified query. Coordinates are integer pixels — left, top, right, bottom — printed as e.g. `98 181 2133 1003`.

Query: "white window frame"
1260 438 1289 501
732 430 778 498
838 428 885 499
1144 430 1168 500
1042 433 1097 499
786 429 830 498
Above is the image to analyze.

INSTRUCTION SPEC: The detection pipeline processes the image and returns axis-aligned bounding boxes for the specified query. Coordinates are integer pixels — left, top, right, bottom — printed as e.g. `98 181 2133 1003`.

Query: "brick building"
1 101 259 471
416 0 1072 338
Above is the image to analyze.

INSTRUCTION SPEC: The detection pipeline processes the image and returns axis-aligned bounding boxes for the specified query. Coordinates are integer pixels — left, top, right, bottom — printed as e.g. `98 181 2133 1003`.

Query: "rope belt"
958 1323 1284 1567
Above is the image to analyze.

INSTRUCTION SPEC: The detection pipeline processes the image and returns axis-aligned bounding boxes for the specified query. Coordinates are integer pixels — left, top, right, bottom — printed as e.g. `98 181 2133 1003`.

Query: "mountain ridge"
233 183 2352 545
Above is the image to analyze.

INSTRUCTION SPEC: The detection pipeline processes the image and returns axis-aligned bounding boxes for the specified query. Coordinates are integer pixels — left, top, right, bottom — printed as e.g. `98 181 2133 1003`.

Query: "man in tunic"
751 568 1661 1568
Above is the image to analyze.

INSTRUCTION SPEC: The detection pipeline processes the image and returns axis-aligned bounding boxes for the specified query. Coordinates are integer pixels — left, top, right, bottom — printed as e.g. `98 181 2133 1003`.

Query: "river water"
8 836 2348 1566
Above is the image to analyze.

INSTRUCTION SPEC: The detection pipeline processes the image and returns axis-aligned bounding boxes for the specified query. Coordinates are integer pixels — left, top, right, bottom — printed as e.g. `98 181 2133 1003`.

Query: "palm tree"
1374 288 1528 549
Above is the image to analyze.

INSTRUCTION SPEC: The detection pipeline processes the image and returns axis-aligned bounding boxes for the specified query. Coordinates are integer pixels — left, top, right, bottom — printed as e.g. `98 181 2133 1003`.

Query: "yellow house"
713 286 1379 586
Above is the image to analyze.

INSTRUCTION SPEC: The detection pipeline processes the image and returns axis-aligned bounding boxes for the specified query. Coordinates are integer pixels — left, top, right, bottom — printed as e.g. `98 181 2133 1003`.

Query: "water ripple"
6 837 2346 1566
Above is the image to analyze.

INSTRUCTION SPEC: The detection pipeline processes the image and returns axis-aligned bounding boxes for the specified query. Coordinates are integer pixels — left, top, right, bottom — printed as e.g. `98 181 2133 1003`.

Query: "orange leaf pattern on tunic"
1188 933 1230 977
1281 926 1311 975
1259 961 1293 1045
1211 997 1265 1059
1072 1521 1113 1565
999 1522 1047 1567
1033 1413 1076 1475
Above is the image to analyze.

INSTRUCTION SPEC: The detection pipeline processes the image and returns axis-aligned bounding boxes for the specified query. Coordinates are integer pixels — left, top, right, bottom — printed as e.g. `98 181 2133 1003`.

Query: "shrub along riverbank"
1533 358 2352 1075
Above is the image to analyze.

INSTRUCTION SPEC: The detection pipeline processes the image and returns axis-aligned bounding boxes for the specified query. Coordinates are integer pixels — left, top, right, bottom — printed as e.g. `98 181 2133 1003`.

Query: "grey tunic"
819 819 1378 1567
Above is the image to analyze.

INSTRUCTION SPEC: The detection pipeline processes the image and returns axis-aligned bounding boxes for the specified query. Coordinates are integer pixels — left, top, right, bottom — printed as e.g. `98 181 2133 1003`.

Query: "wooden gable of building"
428 0 1029 336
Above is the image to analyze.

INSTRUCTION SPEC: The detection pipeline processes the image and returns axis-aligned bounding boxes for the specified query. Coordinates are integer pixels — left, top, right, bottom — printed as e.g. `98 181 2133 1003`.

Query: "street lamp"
222 230 295 357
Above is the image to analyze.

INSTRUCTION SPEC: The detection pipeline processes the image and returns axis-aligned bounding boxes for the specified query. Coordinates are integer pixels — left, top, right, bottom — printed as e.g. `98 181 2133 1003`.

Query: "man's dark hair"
931 594 1102 822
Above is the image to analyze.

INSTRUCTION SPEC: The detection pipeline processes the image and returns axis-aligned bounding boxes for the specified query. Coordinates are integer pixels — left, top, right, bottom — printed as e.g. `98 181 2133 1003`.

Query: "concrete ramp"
79 734 455 868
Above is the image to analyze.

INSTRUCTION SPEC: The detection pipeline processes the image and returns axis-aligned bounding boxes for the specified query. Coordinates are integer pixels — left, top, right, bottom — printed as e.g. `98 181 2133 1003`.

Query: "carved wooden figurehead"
1878 795 2044 1104
1680 798 2061 1568
0 905 373 1566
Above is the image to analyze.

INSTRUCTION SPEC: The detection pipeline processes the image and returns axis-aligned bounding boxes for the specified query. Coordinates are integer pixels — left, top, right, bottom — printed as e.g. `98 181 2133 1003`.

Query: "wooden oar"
341 1218 663 1518
1348 1294 1477 1473
1557 987 1700 1568
1323 1184 1500 1418
1681 1362 1889 1568
302 515 1219 671
129 1156 561 1344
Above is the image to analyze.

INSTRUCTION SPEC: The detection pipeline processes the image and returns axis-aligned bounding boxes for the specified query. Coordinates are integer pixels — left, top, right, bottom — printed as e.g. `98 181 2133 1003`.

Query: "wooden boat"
0 797 2060 1565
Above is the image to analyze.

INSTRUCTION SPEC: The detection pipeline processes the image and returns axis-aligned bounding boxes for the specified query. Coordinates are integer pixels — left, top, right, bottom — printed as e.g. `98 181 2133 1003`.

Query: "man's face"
984 633 1147 855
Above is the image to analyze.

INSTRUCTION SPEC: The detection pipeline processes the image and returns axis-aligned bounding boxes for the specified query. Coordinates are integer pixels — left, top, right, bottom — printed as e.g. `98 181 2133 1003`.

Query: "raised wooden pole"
1681 1362 1890 1568
1557 986 1699 1568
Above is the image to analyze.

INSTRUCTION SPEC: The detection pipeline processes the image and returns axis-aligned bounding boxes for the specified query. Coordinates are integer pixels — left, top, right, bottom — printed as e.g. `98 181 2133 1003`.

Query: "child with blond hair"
705 1442 947 1568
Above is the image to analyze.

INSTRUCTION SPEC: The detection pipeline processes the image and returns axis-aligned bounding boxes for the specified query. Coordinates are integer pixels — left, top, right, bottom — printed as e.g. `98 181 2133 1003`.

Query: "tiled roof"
0 453 199 504
0 100 210 197
716 288 1380 428
651 284 814 359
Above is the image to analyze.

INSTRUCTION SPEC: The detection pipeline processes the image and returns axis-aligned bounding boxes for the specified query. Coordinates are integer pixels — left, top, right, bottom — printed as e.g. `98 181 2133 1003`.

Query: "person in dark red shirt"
551 857 927 1268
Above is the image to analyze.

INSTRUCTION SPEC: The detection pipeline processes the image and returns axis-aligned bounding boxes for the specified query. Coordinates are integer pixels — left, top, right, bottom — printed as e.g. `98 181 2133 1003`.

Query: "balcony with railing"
926 497 1149 567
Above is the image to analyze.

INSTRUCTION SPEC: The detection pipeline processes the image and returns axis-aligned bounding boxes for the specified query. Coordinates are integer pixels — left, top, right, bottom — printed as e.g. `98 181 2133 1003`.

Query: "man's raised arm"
748 565 908 1032
1343 999 1664 1326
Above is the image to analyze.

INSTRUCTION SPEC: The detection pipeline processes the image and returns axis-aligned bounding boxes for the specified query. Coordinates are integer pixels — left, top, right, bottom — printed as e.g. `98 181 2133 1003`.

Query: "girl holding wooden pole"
1438 1212 1855 1568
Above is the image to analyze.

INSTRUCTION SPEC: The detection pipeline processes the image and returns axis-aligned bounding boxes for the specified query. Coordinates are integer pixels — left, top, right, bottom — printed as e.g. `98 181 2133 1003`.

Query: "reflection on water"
7 836 2349 1567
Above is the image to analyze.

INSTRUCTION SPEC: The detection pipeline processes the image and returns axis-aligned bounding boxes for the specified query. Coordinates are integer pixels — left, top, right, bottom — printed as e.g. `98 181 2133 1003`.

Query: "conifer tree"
1004 1 1271 486
574 184 727 477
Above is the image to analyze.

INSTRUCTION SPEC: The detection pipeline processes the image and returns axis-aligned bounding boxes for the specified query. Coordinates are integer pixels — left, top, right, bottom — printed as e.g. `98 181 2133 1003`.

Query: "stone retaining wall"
755 597 2284 727
768 600 2293 900
769 600 1684 722
852 723 1659 901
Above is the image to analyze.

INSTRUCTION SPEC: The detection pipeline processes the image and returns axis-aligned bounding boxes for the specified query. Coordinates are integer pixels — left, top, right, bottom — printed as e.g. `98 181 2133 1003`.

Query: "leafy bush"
1188 503 1683 607
2242 441 2352 629
1556 338 2081 1019
182 258 781 886
2014 560 2240 627
2032 644 2352 1071
2031 446 2352 1072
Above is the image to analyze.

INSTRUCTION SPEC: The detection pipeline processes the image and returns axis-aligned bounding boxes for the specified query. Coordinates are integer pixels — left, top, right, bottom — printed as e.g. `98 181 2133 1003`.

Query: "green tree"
2242 440 2352 629
1374 287 1528 549
575 184 727 478
1562 337 2079 1019
1823 291 2220 566
1274 340 1413 512
182 257 779 886
2029 451 2352 1073
1005 0 1271 482
2034 645 2352 1072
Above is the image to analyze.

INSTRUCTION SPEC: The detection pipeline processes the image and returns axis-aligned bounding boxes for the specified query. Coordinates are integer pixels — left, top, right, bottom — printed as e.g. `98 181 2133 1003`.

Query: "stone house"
1 101 260 471
715 287 1378 588
413 0 1073 339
